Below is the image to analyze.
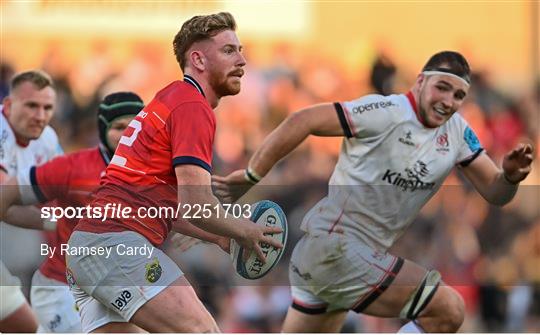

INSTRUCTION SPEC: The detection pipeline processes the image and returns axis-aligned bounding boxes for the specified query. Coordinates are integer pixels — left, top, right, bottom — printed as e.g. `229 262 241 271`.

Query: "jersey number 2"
110 120 142 167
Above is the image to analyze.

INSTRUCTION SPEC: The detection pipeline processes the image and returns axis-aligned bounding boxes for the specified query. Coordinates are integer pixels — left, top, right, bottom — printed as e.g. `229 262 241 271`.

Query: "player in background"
3 92 143 332
0 70 61 332
0 91 232 332
51 12 281 333
213 51 534 333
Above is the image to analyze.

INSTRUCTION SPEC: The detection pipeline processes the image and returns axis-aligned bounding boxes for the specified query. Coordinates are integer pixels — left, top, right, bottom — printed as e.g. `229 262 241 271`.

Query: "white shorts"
66 231 183 332
0 260 27 320
30 269 82 332
289 234 403 314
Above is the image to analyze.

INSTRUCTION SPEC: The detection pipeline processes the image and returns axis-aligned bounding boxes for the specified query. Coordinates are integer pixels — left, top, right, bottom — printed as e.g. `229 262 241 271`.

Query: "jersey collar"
406 91 433 128
183 74 205 97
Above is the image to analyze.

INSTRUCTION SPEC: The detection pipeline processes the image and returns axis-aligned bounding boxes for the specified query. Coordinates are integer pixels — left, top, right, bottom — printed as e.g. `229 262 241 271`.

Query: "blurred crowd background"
1 1 539 332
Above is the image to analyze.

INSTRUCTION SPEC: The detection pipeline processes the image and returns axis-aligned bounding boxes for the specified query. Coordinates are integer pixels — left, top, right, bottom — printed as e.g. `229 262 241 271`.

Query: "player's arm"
5 206 55 231
0 176 22 221
171 219 230 253
249 103 343 177
175 164 282 262
0 172 56 230
461 143 534 206
213 103 343 202
0 170 8 183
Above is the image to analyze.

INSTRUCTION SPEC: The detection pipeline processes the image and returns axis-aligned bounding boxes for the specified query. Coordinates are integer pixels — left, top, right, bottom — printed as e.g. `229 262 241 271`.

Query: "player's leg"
283 234 351 333
129 276 219 332
285 234 464 333
282 306 347 333
0 261 39 332
91 322 145 333
88 277 218 333
359 259 465 333
67 231 219 332
0 302 39 332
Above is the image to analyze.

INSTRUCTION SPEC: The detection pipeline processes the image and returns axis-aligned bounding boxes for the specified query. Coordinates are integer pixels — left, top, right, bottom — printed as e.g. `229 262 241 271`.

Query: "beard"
417 87 430 125
209 69 242 97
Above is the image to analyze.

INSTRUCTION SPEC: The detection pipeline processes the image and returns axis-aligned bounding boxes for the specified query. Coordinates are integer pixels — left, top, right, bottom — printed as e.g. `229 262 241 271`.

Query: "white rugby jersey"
301 92 483 251
0 106 62 177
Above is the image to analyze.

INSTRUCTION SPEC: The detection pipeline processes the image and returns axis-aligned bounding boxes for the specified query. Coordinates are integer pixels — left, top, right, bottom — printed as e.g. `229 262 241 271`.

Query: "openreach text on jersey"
40 243 155 259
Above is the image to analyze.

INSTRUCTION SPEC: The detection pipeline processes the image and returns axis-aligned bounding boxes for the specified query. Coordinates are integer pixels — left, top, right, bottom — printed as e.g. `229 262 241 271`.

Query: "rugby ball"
230 200 288 280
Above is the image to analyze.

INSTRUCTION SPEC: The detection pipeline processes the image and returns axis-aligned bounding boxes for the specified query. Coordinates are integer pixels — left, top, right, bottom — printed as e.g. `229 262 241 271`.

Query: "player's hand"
212 169 253 203
502 143 534 184
234 219 283 264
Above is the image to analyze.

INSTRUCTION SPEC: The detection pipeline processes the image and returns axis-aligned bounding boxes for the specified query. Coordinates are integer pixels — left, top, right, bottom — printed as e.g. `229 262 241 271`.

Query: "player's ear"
190 51 206 71
2 96 11 117
417 73 425 85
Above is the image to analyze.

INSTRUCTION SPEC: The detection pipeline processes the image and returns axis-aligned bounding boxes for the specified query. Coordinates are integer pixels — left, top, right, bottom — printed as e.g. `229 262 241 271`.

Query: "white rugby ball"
230 200 288 280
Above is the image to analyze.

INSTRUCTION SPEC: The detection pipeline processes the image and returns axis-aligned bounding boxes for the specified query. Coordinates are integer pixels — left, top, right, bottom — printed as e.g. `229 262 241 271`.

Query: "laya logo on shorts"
145 257 162 283
110 290 133 311
352 100 396 114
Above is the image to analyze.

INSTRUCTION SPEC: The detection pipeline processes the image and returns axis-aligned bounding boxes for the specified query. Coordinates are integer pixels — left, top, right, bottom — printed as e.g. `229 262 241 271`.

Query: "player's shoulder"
154 80 209 111
31 125 61 154
37 147 103 181
58 147 102 170
39 125 60 143
443 111 472 136
0 114 15 168
62 146 101 163
343 93 406 116
341 93 409 135
439 112 481 151
0 113 15 147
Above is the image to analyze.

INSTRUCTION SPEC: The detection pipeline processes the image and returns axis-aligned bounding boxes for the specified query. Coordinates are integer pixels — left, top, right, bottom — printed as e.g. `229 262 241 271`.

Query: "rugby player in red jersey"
1 91 232 332
1 92 144 332
61 13 280 332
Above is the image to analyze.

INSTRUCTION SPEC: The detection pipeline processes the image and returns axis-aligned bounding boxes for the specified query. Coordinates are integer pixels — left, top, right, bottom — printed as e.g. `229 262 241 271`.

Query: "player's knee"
422 287 464 333
442 290 465 332
182 313 219 333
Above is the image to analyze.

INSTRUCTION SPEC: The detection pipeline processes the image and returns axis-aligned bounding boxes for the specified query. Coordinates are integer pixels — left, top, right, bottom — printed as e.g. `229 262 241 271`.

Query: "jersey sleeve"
0 128 15 174
168 102 215 173
454 116 484 167
337 94 398 139
17 154 72 204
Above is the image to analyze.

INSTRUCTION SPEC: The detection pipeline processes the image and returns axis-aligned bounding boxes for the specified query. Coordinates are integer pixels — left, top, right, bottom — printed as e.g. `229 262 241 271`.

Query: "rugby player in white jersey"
0 70 61 332
214 51 534 333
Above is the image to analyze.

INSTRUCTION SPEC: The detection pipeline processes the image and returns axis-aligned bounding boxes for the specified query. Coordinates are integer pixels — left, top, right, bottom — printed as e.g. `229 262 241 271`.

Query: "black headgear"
98 92 144 155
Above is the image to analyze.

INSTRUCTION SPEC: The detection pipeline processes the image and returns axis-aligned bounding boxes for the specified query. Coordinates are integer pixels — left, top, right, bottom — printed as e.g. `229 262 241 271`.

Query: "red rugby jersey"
75 77 215 246
31 146 109 283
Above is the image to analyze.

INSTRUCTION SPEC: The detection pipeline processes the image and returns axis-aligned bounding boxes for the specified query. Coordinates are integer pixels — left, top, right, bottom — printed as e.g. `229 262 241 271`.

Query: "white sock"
398 321 424 333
